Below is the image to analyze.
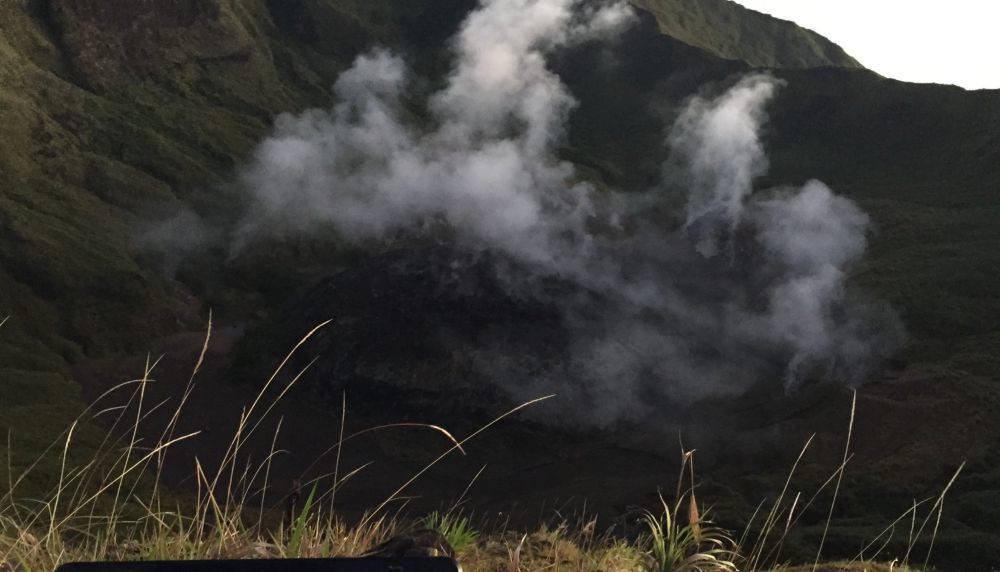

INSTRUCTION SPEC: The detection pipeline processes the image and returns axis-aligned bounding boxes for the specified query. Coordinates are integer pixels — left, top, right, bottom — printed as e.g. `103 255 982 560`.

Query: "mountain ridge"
634 0 863 69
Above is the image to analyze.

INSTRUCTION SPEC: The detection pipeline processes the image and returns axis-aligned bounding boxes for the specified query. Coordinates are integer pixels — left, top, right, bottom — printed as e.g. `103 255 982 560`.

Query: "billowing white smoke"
234 0 634 273
159 0 902 425
746 182 875 390
662 75 894 394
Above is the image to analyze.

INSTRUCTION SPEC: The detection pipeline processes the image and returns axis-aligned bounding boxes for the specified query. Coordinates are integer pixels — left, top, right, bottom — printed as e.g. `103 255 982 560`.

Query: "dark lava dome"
235 242 576 420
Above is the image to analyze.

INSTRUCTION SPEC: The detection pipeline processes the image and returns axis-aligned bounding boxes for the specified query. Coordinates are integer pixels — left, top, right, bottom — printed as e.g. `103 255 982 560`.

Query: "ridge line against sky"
733 0 1000 90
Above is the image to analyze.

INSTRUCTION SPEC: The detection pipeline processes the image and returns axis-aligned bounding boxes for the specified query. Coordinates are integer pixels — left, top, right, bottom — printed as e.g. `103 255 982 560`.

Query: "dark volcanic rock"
236 242 572 419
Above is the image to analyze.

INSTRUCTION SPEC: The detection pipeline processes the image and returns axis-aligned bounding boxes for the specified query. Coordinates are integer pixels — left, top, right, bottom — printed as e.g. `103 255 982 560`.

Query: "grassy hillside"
0 0 362 497
632 0 862 69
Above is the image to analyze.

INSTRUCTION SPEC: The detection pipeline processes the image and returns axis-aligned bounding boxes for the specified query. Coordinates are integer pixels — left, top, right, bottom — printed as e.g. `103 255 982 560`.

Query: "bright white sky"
733 0 1000 90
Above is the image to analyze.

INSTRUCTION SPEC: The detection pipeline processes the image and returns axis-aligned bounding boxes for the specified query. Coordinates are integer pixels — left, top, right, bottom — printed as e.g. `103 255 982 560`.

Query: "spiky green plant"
641 492 738 572
421 511 479 553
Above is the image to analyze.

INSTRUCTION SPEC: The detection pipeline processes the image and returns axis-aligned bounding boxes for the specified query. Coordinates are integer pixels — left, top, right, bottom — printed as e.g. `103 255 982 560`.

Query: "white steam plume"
665 76 901 393
668 75 778 257
157 0 902 426
234 0 634 272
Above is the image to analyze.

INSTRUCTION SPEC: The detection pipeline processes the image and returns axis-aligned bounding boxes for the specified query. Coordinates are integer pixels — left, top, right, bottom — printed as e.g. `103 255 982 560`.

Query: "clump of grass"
642 493 738 572
596 539 649 572
421 511 479 553
461 522 647 572
640 450 738 572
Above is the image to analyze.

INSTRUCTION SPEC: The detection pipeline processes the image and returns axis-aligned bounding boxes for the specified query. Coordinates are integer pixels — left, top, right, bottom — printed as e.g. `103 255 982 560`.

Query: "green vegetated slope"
0 0 479 353
632 0 862 69
0 0 489 496
0 0 382 488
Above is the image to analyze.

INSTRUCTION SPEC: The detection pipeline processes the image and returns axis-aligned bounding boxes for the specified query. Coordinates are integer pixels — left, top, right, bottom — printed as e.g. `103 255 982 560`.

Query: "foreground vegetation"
0 324 962 571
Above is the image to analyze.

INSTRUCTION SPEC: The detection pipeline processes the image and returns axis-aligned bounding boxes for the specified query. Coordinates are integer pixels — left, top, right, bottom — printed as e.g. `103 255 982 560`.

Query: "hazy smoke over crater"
156 0 903 425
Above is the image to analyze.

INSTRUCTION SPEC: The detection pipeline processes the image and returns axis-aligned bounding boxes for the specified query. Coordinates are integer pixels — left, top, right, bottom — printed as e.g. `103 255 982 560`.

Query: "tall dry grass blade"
231 358 320 467
811 390 856 572
301 462 374 511
110 355 156 532
737 499 766 554
2 359 177 518
453 464 488 511
747 433 814 570
152 314 213 513
509 533 528 572
360 395 554 529
784 492 800 536
674 442 690 501
255 417 286 533
345 424 465 455
47 421 78 541
195 458 226 549
53 432 201 528
867 523 896 563
4 429 20 521
297 422 467 484
766 452 855 557
0 431 199 567
902 461 965 569
908 498 917 550
232 453 258 512
159 313 212 450
208 320 332 493
765 490 802 569
215 355 319 512
2 376 139 512
849 496 932 564
330 392 347 513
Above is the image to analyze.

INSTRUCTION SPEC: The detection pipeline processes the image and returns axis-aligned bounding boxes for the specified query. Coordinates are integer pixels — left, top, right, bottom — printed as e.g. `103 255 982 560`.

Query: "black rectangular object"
56 558 461 572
